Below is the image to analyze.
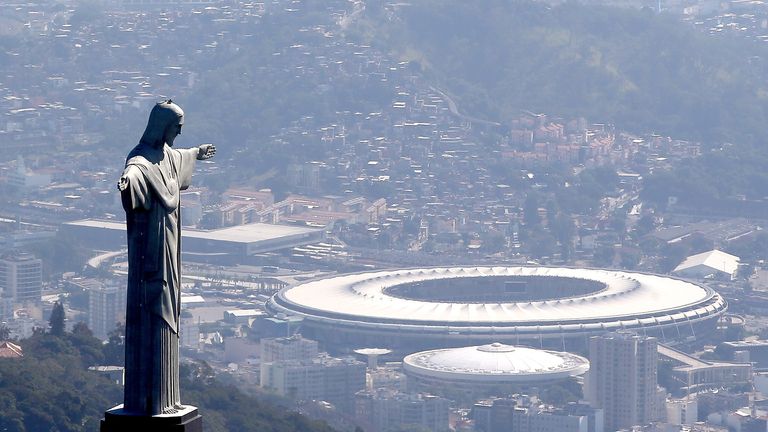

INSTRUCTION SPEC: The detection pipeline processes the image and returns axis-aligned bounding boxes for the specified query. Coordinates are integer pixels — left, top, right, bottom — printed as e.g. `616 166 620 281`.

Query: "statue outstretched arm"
175 144 215 161
173 144 215 191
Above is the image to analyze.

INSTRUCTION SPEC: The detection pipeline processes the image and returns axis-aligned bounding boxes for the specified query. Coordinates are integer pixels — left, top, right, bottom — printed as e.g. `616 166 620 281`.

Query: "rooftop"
272 266 725 326
673 249 740 275
404 343 589 383
65 219 323 244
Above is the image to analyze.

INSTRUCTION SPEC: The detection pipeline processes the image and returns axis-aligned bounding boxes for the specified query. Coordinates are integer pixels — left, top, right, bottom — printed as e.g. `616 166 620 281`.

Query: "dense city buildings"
666 396 698 426
2 1 768 431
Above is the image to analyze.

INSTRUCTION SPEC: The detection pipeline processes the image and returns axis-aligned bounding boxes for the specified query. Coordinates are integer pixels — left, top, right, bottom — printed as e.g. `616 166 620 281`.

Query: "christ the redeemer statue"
102 100 213 431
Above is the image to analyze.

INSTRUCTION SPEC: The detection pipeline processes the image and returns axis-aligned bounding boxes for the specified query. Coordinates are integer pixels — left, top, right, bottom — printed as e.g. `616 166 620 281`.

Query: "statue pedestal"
100 404 202 432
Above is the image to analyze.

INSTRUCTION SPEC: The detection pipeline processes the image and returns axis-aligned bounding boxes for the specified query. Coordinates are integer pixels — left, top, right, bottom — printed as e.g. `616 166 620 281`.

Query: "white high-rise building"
0 252 42 305
586 332 658 431
87 280 127 340
666 395 698 425
180 311 200 349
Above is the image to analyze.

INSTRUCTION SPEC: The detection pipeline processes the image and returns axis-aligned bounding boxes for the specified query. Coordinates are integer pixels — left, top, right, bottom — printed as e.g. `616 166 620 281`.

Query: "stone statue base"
100 404 202 432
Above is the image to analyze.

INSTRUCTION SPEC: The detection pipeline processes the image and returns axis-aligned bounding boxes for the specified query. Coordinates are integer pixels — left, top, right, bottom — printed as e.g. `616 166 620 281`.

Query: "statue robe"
120 142 197 415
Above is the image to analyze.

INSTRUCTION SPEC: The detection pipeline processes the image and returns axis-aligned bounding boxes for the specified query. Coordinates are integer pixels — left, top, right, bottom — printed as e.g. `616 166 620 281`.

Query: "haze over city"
2 0 768 431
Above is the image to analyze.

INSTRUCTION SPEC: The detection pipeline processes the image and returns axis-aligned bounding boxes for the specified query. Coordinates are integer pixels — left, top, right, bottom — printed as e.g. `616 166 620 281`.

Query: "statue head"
140 100 184 148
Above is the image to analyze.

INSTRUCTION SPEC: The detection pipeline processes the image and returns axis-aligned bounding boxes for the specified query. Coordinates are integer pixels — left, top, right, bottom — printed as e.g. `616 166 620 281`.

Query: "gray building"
66 277 127 340
658 344 752 394
512 407 589 432
260 354 366 413
586 332 658 431
355 389 450 432
260 334 319 363
87 280 127 340
0 252 42 305
473 397 603 432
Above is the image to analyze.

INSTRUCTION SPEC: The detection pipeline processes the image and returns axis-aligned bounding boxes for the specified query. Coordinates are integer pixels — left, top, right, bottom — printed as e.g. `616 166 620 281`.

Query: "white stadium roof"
267 266 727 340
273 266 721 324
403 343 589 383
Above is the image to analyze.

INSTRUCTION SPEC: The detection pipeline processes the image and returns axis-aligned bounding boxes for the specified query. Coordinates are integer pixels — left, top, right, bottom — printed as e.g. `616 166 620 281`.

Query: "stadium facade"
266 266 727 352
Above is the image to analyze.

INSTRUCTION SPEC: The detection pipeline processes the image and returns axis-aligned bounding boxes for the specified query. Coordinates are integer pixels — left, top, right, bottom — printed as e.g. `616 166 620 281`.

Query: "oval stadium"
266 266 727 352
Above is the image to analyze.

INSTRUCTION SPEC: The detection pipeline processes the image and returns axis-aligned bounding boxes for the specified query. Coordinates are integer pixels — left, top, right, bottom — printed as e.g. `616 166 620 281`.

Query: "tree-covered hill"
354 0 768 147
0 328 336 432
0 329 121 432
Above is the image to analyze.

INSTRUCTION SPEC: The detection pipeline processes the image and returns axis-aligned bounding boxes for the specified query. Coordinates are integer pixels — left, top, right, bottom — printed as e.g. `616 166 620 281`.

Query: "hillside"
353 0 768 147
0 329 335 432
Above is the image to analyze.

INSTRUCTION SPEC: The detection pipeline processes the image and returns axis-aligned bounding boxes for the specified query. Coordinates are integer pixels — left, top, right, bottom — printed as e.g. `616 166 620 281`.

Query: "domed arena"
266 266 727 352
403 343 590 386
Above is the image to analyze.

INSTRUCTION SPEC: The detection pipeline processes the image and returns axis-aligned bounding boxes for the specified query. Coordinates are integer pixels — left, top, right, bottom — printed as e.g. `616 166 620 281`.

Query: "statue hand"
197 144 216 160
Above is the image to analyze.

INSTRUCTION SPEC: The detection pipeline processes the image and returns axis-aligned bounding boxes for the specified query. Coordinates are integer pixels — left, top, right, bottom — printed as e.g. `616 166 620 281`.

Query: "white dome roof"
403 343 589 383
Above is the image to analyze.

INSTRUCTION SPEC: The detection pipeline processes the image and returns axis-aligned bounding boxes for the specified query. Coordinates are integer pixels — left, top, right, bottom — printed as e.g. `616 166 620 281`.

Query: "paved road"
430 86 501 127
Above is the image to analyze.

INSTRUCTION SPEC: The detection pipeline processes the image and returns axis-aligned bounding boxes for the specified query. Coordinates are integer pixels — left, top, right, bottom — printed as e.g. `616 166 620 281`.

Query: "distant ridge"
353 0 768 147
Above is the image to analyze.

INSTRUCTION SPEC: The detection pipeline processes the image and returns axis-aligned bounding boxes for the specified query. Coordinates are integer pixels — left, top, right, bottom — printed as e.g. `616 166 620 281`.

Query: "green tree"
0 331 337 432
608 214 627 237
545 200 558 228
482 230 507 253
71 322 92 338
541 376 582 406
523 194 540 226
659 243 689 273
0 333 122 432
49 302 65 337
527 229 558 259
103 324 125 366
68 322 105 367
619 248 641 270
593 244 615 267
552 213 575 261
634 214 656 238
687 233 714 255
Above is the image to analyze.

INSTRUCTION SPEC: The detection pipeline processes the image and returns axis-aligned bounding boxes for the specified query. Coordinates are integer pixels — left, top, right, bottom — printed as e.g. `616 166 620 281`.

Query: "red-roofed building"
0 341 23 358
